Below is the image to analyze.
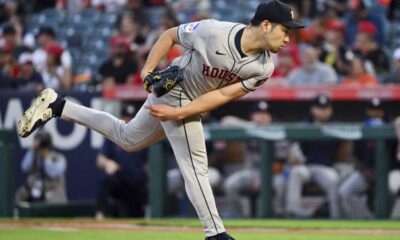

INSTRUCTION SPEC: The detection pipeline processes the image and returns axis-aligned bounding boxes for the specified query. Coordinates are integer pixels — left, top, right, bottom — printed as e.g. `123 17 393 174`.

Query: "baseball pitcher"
18 1 304 239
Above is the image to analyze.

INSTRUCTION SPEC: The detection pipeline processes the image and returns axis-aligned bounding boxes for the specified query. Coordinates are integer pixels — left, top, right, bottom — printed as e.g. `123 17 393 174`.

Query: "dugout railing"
148 124 396 219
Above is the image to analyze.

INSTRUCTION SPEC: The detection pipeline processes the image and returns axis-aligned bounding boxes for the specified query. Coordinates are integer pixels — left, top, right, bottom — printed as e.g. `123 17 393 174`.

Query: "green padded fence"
0 130 15 217
148 124 396 219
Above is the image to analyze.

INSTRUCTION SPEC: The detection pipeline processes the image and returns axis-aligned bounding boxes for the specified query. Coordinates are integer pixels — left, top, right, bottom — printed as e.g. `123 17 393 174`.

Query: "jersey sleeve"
177 20 212 49
240 75 270 92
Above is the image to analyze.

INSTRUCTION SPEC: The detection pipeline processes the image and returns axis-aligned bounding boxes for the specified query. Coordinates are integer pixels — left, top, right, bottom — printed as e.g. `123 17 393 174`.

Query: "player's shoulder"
182 19 243 32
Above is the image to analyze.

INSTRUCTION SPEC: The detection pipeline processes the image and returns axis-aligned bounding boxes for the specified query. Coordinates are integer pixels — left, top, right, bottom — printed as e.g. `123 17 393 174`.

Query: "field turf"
0 218 399 240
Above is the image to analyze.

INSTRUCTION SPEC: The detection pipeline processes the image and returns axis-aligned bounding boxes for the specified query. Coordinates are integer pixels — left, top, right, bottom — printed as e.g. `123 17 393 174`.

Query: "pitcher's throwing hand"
145 105 182 122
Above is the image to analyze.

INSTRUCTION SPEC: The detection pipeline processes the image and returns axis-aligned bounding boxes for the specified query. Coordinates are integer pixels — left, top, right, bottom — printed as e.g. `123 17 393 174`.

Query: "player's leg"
61 99 165 151
157 89 233 239
285 165 310 216
338 171 371 218
18 88 165 151
223 169 259 217
161 115 226 236
309 165 340 218
272 173 287 216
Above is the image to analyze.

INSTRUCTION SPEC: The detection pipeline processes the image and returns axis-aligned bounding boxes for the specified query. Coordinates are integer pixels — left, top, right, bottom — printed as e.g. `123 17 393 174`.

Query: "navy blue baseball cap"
121 103 136 117
367 97 384 110
312 94 332 108
252 101 270 112
251 0 305 29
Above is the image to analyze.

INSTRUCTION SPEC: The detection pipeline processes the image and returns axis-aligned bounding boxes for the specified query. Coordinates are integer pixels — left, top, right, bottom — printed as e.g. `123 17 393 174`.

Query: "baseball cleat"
205 232 235 240
18 88 64 138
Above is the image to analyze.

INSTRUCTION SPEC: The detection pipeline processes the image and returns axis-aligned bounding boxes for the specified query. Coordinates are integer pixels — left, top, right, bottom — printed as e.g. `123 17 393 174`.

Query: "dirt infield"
1 220 400 236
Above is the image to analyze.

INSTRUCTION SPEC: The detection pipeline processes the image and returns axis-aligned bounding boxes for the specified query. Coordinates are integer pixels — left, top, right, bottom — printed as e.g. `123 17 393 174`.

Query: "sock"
49 95 66 117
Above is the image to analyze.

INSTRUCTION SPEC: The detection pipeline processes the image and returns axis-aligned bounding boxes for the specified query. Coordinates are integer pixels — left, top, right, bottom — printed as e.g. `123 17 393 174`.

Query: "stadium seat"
76 8 100 24
96 12 118 28
86 27 113 42
62 27 85 48
147 6 167 28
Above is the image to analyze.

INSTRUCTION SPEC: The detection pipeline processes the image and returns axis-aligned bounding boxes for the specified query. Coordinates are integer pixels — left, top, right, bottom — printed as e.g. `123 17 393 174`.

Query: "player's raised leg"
18 88 165 152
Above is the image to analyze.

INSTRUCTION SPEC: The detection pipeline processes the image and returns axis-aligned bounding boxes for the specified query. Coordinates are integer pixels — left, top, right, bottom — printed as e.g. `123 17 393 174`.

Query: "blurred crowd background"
1 0 400 221
0 0 400 91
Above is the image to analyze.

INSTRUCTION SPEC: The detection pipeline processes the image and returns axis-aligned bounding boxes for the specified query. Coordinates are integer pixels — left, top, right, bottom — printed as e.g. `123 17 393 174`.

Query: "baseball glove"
143 65 185 97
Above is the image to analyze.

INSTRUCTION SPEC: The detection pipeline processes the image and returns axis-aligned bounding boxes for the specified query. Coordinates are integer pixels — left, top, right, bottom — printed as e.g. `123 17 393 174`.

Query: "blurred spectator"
340 56 379 87
0 40 16 89
287 45 338 86
98 35 139 89
31 0 57 13
221 101 290 217
387 0 400 21
167 0 210 19
385 48 400 84
299 7 339 46
15 130 67 204
270 43 300 85
144 0 165 6
15 52 44 91
353 21 390 81
327 0 351 17
286 94 344 219
32 26 72 88
144 8 182 69
41 43 70 90
95 103 147 219
2 24 26 59
126 0 151 30
92 0 127 12
338 98 391 219
116 12 146 49
288 0 349 19
56 0 91 12
344 0 387 45
281 0 306 19
0 0 21 24
319 19 352 77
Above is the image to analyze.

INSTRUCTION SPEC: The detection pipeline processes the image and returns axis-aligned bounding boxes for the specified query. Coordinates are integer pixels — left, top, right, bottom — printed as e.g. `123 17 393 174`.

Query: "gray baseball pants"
286 164 340 218
61 86 225 236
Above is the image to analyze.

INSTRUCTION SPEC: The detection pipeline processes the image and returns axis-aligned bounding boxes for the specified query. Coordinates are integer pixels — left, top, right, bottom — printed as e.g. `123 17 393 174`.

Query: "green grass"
3 218 399 229
0 218 399 240
0 228 399 240
136 218 400 230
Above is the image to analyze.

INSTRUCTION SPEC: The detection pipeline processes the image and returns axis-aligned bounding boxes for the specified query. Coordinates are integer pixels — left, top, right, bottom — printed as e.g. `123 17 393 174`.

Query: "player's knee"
223 178 240 193
337 185 349 199
290 165 306 178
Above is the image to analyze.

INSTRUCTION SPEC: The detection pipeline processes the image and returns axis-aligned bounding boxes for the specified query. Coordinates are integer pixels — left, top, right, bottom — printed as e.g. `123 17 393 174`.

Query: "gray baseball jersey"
172 19 274 100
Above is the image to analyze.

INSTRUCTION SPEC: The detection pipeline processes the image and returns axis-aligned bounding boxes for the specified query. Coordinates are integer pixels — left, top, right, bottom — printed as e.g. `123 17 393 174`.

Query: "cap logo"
290 10 294 19
372 98 380 106
183 22 200 33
